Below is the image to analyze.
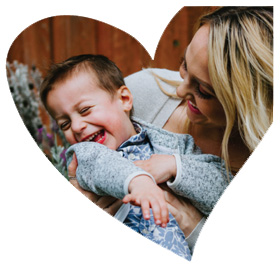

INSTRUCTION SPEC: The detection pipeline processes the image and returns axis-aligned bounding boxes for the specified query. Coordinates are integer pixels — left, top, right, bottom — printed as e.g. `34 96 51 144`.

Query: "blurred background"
6 6 215 177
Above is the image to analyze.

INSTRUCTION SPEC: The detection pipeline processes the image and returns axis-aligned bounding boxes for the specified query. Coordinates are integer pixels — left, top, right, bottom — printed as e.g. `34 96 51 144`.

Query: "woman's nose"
176 80 192 99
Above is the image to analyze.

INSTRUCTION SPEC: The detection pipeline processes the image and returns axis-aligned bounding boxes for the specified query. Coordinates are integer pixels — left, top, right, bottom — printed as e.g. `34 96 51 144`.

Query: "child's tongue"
93 130 104 143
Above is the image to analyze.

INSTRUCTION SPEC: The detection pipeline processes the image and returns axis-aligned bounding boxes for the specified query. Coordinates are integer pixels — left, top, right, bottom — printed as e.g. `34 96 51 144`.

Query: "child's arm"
123 175 169 227
66 142 169 225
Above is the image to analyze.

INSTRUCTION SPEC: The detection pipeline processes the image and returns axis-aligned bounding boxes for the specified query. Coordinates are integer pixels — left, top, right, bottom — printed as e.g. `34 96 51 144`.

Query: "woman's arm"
167 154 231 216
132 119 231 216
68 153 123 215
69 178 121 209
161 185 205 253
135 153 230 216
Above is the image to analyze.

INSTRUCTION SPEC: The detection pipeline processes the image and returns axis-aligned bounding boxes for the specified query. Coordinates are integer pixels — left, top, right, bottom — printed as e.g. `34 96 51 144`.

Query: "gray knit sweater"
66 117 231 216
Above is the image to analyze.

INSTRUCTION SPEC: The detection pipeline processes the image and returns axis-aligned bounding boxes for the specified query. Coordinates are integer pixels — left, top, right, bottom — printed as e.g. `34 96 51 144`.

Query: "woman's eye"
194 84 213 100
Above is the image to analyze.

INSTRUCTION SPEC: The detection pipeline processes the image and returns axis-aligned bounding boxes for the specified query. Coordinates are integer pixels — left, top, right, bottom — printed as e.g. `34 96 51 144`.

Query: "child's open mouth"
83 130 106 144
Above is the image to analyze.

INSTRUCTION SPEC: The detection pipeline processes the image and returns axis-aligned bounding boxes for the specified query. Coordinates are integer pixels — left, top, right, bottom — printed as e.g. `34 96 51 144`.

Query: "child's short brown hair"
40 54 125 109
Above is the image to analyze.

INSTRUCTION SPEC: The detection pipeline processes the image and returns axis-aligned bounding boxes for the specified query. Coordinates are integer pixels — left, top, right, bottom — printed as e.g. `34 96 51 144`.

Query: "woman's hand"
134 154 177 184
70 179 123 215
68 153 122 216
161 185 203 237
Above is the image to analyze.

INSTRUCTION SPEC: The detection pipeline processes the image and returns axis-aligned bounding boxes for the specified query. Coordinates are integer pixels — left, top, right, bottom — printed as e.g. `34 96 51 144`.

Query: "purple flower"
51 119 59 133
46 133 55 148
37 127 43 144
60 148 67 166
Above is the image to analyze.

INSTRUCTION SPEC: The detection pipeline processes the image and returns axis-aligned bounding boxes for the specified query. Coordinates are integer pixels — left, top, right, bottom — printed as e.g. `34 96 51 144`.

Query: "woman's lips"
187 100 201 114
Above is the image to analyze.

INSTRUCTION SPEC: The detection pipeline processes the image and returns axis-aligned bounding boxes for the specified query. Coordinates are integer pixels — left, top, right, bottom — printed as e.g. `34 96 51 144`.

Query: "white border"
1 1 279 269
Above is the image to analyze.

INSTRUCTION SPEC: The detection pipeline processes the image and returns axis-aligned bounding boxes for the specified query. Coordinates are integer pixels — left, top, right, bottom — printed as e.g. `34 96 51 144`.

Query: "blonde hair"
150 71 181 99
200 7 273 173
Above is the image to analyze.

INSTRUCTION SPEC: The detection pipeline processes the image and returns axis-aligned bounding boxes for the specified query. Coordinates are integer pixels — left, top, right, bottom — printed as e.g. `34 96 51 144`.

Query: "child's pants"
124 205 192 261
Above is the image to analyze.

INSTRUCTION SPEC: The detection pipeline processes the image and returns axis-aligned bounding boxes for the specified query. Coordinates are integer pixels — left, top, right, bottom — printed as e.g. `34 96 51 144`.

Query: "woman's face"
176 24 226 129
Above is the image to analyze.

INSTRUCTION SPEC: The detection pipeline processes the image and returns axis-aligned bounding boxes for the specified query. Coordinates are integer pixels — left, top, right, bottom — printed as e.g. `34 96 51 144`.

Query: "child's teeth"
86 131 101 142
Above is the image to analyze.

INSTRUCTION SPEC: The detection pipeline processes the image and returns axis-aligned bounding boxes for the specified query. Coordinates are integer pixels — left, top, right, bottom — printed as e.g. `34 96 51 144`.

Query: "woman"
68 6 273 254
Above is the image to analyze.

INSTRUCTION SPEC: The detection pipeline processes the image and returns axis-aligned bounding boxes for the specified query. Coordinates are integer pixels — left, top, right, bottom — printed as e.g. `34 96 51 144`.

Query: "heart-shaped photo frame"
4 5 275 268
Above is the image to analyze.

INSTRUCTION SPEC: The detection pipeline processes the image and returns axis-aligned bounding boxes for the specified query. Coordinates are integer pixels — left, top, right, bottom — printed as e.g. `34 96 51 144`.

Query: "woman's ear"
117 85 133 112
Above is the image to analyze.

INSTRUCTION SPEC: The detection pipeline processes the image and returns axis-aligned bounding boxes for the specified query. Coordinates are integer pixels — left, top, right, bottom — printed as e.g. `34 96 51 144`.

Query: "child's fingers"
150 198 163 226
150 197 169 227
159 201 169 228
122 194 132 204
140 199 151 220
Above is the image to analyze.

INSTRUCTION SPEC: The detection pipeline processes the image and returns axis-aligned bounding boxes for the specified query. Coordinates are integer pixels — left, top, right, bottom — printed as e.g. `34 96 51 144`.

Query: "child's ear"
117 85 133 112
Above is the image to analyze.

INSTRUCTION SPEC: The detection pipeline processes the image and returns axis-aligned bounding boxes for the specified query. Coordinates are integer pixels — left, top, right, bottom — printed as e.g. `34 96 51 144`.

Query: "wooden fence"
7 7 216 135
7 7 213 77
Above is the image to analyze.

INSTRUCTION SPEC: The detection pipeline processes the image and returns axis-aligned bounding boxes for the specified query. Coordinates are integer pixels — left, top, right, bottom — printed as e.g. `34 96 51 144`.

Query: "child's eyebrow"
54 114 67 121
53 99 95 121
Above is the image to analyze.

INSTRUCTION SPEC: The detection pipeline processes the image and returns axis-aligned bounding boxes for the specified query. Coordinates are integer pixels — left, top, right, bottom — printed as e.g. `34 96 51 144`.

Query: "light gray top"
125 68 182 127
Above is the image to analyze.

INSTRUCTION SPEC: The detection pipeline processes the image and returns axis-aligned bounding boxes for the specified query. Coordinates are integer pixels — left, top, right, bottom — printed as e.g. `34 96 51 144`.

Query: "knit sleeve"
167 154 231 216
66 142 153 199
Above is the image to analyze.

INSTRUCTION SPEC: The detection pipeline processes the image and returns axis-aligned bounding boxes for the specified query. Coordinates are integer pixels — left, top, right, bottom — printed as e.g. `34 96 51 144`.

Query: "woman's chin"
187 109 203 124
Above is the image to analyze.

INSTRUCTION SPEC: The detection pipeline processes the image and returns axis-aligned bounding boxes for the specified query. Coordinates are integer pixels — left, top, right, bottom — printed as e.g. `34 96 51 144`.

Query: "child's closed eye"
60 120 70 130
79 106 93 115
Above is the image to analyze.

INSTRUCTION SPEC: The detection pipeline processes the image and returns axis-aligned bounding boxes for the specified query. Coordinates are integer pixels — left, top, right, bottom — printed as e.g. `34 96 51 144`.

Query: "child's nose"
71 117 86 134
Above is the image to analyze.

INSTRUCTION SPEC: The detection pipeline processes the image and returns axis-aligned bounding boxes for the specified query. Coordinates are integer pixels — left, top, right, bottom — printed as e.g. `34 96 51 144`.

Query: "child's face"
46 70 136 150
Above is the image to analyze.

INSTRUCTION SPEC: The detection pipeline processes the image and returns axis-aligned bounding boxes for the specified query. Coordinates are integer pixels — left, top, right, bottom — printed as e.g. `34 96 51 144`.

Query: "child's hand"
134 154 177 184
123 175 169 227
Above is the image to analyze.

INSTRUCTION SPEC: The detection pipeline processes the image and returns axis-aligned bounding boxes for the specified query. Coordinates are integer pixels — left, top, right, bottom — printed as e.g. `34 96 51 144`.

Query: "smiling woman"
122 7 273 255
177 25 227 145
153 7 273 176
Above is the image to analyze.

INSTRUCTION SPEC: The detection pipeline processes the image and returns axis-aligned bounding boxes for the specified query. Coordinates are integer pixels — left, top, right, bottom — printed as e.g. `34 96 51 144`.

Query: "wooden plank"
153 6 210 71
7 8 211 76
7 17 52 74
